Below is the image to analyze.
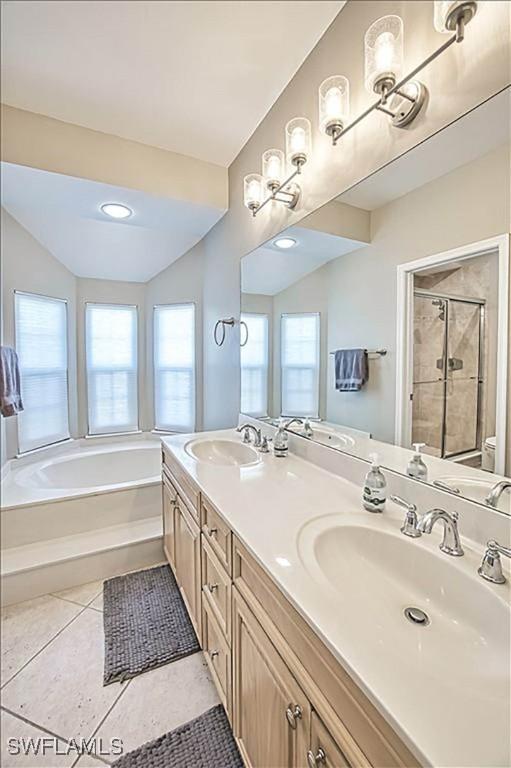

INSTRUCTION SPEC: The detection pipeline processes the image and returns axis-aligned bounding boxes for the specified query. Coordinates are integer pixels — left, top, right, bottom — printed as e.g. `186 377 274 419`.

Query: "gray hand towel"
0 346 24 417
335 348 368 391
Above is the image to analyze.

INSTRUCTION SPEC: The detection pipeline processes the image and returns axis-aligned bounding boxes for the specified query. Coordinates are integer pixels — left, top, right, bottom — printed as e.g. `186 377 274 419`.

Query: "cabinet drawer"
162 480 177 572
162 449 200 518
175 498 201 640
309 712 351 768
201 536 231 642
201 497 232 575
202 599 231 714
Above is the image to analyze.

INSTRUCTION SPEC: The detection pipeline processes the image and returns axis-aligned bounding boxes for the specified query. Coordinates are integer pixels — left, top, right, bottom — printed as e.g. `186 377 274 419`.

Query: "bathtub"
1 434 165 604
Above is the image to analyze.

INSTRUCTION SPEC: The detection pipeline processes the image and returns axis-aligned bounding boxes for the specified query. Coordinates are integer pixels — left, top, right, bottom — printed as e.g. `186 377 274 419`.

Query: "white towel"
0 346 24 417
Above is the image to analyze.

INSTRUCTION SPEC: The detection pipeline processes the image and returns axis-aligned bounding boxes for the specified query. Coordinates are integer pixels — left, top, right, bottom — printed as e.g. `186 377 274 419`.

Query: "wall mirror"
240 89 510 516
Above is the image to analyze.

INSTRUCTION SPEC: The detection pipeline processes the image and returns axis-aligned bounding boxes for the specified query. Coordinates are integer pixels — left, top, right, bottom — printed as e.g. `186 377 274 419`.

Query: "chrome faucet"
302 418 314 439
417 508 464 556
236 423 262 447
484 480 511 508
390 495 421 538
478 540 511 584
282 417 305 432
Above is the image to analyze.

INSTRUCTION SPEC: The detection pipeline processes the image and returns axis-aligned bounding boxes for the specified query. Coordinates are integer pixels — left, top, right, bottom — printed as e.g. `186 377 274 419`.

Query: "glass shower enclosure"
412 290 485 459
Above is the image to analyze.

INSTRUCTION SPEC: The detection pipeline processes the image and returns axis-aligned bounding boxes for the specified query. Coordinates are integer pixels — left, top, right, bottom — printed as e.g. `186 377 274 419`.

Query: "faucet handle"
390 495 421 538
478 540 511 584
259 436 271 453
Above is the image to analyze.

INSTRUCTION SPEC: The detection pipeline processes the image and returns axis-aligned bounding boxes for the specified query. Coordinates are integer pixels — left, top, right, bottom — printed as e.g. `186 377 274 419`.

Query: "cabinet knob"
209 527 218 537
210 650 219 659
285 704 302 729
207 583 218 593
307 748 326 768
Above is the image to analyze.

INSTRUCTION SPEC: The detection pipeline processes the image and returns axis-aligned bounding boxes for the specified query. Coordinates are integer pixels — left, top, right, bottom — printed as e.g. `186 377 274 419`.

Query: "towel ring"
214 317 236 347
240 320 249 348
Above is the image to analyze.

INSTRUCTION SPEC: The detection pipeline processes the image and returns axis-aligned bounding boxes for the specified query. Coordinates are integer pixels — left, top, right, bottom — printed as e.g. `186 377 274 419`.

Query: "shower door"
412 292 483 459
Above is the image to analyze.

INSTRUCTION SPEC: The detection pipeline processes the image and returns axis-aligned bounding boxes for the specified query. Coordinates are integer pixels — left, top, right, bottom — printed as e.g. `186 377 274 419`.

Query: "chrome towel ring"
213 317 250 347
240 320 249 347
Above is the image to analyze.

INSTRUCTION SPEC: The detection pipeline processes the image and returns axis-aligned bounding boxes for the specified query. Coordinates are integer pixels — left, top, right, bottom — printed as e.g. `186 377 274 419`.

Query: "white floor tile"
74 757 107 768
95 653 219 755
1 609 124 742
1 595 82 686
88 593 103 612
0 710 75 768
51 582 103 608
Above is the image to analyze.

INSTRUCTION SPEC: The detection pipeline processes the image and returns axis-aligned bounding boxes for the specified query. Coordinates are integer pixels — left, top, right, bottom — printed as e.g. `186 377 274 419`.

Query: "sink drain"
404 606 430 626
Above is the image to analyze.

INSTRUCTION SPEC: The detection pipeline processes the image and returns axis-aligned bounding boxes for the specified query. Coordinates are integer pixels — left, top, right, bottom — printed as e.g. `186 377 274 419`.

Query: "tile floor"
1 567 219 767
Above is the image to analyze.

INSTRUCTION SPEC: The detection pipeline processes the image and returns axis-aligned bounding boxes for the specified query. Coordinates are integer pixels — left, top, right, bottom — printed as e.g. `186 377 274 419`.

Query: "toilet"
482 436 496 472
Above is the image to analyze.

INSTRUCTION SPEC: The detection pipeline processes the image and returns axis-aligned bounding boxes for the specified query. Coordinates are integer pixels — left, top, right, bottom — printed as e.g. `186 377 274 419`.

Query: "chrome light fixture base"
373 74 397 98
445 1 477 32
389 81 427 127
274 182 301 210
324 119 344 143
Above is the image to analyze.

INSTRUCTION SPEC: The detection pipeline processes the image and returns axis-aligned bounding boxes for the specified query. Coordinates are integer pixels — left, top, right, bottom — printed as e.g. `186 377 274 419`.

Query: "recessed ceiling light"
100 203 133 219
273 237 297 249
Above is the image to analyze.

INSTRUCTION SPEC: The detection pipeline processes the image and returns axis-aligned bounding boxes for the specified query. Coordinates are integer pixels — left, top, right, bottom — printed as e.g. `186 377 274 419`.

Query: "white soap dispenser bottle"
363 453 387 513
407 443 428 481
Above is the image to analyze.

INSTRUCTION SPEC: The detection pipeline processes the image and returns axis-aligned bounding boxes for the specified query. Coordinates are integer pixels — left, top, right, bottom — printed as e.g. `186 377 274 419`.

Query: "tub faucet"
417 508 464 556
485 480 511 508
236 423 262 447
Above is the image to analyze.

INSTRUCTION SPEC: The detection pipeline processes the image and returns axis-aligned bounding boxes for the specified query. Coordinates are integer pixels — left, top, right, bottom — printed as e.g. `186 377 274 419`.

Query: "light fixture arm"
251 162 303 217
332 27 460 146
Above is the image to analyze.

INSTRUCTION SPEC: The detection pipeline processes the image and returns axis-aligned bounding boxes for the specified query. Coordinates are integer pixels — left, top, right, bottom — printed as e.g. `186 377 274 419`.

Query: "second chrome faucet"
390 495 464 556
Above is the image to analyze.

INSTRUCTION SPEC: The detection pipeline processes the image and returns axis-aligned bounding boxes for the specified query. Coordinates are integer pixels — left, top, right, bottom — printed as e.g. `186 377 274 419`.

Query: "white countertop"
162 429 511 768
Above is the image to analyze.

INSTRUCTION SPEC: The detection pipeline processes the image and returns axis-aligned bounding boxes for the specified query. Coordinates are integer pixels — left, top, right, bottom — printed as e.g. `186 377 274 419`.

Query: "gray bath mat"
112 705 243 768
103 564 200 685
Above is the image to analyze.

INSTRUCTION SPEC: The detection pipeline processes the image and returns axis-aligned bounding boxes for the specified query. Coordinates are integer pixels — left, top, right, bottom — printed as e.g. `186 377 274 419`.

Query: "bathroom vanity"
161 429 510 768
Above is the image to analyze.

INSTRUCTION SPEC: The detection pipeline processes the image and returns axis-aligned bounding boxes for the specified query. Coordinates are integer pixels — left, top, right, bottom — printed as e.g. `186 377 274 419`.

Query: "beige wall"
202 0 510 430
1 209 78 460
145 242 205 431
75 278 148 435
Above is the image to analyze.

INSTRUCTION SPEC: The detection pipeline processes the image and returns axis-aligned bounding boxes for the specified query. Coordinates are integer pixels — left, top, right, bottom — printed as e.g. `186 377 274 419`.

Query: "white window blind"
241 313 269 417
154 304 196 432
281 313 320 418
15 292 70 453
86 303 138 435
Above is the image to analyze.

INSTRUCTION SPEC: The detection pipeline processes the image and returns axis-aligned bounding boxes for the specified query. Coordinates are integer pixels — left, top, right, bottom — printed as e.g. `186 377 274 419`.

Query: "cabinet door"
307 712 352 768
233 590 309 768
162 477 177 572
175 498 201 639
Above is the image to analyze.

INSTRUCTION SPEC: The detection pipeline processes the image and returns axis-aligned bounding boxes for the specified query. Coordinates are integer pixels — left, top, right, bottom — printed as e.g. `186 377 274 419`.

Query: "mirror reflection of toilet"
482 436 496 473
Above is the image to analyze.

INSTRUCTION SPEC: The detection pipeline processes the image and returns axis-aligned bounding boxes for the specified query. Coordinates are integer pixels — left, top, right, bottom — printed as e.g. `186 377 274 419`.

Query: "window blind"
15 292 70 453
240 313 269 417
86 303 138 435
154 303 196 432
281 313 320 418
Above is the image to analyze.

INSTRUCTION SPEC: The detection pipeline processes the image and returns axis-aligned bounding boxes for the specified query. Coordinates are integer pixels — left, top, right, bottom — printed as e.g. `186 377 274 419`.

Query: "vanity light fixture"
244 117 310 217
245 1 477 214
273 237 297 249
100 203 132 219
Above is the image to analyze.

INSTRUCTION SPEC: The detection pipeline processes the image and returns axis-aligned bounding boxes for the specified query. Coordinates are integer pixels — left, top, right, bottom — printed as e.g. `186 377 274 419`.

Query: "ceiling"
242 226 365 295
340 88 510 210
1 163 224 282
1 0 344 167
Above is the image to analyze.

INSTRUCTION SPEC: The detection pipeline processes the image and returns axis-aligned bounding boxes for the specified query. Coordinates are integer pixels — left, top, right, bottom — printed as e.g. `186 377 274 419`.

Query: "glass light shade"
243 173 264 211
262 149 285 189
285 117 312 168
364 15 403 94
319 76 350 136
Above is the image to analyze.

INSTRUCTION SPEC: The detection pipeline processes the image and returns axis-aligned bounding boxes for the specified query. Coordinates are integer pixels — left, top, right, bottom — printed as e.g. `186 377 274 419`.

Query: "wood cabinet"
308 712 351 768
162 474 177 571
233 590 310 768
174 497 201 639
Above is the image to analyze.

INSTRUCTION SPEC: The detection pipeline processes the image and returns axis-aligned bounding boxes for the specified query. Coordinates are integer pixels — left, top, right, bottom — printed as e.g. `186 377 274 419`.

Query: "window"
86 303 138 434
240 313 269 417
281 313 320 418
15 292 70 453
154 304 196 432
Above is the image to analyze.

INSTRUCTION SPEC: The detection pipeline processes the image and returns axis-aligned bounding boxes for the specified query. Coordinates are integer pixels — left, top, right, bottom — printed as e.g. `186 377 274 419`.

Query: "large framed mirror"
240 88 510 515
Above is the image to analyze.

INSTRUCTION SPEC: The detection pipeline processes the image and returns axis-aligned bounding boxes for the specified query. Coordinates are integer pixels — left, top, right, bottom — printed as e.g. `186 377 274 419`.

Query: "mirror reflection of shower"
411 251 499 471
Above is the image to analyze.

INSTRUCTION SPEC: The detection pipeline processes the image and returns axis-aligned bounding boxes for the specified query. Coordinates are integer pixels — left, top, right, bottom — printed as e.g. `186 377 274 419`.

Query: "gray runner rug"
112 705 243 768
103 564 200 685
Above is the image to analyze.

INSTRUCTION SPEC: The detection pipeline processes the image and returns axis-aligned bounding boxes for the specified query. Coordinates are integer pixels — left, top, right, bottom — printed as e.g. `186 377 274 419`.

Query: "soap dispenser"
273 418 289 458
407 443 428 481
363 453 387 513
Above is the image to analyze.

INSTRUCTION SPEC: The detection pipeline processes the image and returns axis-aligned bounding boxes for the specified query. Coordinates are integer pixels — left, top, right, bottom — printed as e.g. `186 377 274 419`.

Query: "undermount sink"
298 515 510 694
184 438 260 467
437 476 510 513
